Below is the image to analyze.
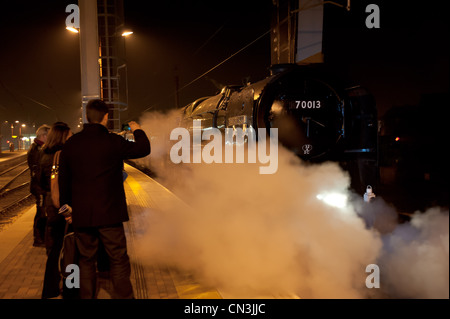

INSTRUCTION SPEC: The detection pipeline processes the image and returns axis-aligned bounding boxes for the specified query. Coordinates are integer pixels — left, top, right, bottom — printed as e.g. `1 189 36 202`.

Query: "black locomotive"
179 63 378 194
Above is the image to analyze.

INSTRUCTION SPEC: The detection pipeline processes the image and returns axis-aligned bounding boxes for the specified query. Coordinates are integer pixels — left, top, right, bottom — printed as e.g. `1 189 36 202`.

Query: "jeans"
33 195 46 244
41 214 65 298
75 224 134 299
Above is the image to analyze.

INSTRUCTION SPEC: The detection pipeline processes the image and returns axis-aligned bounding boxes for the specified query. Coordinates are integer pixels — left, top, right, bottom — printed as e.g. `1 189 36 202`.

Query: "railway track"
0 160 34 229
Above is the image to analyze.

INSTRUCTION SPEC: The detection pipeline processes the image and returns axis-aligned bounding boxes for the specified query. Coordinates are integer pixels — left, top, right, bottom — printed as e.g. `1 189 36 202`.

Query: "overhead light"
121 31 133 37
66 26 79 33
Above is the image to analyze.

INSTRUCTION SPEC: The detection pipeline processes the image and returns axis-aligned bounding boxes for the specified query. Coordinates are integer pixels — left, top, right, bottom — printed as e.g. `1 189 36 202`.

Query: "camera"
58 204 72 218
121 123 131 131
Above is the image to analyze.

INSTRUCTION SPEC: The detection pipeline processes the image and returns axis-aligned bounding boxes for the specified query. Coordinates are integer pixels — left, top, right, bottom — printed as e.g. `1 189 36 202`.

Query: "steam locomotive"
179 63 378 194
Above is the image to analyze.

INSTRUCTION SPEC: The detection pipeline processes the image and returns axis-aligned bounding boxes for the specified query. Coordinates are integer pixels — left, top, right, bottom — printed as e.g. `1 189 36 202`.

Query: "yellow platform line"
170 270 222 299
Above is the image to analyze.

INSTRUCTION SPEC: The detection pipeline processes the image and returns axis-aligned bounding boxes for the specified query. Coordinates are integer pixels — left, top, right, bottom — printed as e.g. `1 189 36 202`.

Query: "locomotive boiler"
179 63 378 194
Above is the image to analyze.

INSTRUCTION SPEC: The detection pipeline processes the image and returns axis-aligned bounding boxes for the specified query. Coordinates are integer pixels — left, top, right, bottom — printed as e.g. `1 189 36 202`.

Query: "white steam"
378 208 449 298
132 110 449 299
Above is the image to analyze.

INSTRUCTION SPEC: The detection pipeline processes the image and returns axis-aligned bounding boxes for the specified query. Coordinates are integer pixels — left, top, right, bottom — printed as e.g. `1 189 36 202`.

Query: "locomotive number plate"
289 100 322 109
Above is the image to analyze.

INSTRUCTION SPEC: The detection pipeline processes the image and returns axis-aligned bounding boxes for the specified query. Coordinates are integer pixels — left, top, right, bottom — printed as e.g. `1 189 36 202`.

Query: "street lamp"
66 26 79 33
18 123 25 150
121 31 133 37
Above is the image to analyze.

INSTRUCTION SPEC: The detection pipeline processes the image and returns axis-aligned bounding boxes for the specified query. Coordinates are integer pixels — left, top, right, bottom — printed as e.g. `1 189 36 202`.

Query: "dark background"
0 0 448 211
0 0 448 124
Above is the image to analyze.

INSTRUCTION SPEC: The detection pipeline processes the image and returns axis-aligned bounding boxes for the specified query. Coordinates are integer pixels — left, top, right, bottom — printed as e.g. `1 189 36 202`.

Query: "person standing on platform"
58 99 151 299
27 124 50 247
38 122 73 299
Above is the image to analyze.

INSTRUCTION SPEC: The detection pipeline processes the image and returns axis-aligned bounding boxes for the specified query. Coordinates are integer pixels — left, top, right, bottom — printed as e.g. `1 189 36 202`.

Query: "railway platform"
0 163 222 299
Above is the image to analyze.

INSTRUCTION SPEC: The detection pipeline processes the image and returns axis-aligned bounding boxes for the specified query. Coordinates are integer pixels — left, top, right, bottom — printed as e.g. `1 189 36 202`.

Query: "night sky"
0 0 448 134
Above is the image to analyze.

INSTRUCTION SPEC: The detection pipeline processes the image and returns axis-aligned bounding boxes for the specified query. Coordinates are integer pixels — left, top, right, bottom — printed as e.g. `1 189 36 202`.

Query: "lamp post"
116 29 133 122
19 124 26 150
66 0 101 125
66 3 132 130
12 121 19 150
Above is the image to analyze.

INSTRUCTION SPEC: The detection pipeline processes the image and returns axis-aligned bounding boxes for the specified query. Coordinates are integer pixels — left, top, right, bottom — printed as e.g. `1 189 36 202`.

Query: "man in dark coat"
58 99 150 299
27 124 50 247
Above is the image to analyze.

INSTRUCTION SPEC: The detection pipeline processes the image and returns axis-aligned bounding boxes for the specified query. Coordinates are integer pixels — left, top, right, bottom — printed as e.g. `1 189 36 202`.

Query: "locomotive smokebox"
180 63 378 193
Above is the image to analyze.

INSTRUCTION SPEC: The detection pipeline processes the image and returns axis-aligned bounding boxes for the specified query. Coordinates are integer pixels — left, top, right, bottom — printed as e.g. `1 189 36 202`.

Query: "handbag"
59 222 78 278
50 150 61 208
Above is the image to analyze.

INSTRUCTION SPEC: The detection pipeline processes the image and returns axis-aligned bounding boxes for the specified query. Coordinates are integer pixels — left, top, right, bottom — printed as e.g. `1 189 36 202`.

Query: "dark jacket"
38 146 62 194
58 124 151 228
37 146 63 222
27 138 45 196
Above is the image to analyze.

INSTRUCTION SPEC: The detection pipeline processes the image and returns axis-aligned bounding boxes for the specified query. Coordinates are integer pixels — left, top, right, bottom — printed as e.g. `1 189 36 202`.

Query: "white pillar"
78 0 100 124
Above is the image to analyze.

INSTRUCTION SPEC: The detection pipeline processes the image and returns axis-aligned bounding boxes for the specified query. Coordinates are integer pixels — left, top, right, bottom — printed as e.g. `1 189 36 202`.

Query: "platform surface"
0 150 27 162
0 163 222 299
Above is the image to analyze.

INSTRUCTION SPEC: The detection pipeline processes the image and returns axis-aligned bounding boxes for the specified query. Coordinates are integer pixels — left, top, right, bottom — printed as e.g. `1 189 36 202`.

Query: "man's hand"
128 121 142 133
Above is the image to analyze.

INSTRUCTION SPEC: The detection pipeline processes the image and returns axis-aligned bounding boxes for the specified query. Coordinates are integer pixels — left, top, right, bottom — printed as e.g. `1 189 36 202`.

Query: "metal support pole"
79 0 100 124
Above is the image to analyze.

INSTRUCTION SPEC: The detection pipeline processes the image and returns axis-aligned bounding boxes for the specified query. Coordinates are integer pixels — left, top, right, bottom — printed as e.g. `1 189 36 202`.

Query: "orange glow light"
66 26 79 33
121 31 133 37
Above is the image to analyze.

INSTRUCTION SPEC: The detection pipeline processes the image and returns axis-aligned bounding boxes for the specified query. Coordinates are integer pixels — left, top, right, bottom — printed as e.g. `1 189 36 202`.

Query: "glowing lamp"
121 31 133 37
66 26 79 33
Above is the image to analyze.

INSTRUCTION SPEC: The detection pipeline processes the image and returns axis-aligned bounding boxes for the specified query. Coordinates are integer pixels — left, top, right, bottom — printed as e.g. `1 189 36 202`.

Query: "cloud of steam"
134 109 182 179
133 110 449 299
378 208 449 299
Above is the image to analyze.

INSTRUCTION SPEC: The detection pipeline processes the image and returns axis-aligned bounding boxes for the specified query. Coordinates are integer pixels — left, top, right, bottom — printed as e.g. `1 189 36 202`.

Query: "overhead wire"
138 28 271 115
